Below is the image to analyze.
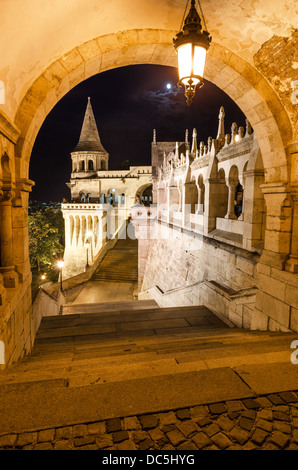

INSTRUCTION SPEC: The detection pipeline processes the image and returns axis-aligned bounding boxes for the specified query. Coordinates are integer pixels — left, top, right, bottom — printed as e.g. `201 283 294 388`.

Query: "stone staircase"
0 301 296 387
0 299 297 435
91 238 138 283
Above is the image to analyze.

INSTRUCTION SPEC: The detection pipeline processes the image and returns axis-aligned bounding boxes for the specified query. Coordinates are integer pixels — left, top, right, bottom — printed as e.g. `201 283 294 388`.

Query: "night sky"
29 64 247 202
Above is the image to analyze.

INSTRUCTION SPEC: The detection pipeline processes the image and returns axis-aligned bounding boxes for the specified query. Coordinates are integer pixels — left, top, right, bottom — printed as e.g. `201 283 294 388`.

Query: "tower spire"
73 97 107 153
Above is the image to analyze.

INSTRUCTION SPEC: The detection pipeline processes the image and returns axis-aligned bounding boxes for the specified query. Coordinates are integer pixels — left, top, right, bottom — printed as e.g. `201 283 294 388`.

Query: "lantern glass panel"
193 45 207 78
177 43 192 81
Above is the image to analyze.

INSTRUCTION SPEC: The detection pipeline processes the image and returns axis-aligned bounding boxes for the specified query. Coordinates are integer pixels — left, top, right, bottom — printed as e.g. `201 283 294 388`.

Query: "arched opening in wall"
216 168 229 219
88 160 94 171
1 154 11 183
120 193 126 206
235 182 243 219
107 191 115 205
79 192 86 203
1 17 294 370
141 185 153 206
226 165 240 220
186 178 198 215
23 63 288 301
135 184 153 207
27 62 254 210
197 174 205 214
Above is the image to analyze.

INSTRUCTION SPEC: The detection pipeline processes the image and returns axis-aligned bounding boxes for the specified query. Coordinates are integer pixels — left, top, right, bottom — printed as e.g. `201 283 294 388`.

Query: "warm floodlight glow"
57 260 64 269
166 83 172 90
177 44 194 84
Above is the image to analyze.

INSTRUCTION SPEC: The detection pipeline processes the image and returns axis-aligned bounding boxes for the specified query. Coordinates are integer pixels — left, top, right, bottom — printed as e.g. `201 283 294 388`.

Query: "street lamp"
173 0 212 106
57 260 64 292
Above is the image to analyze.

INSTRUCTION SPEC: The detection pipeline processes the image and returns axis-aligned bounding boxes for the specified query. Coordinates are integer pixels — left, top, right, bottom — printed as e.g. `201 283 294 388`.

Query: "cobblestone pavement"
1 391 298 450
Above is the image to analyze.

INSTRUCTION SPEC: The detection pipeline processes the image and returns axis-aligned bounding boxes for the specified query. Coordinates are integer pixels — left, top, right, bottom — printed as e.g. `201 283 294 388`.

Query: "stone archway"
1 25 297 367
13 30 292 186
136 183 153 206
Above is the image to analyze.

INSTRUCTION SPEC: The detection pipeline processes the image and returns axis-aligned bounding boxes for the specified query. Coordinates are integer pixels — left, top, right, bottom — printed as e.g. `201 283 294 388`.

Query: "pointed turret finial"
216 106 225 140
191 128 198 155
73 97 107 154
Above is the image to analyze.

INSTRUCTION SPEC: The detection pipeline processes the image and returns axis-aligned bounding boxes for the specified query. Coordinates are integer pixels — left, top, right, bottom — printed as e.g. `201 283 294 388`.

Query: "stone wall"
138 220 258 329
0 112 35 369
0 280 33 370
136 103 298 333
254 29 298 140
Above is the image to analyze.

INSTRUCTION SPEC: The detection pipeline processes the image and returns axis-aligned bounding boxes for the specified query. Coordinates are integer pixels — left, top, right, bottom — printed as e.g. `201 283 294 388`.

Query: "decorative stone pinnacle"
231 122 238 142
153 129 157 144
208 136 212 153
245 119 252 136
175 142 179 159
217 106 225 140
191 128 198 155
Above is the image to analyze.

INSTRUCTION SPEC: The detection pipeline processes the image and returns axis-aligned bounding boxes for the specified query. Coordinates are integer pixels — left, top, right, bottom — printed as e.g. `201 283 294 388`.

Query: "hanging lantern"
173 0 212 106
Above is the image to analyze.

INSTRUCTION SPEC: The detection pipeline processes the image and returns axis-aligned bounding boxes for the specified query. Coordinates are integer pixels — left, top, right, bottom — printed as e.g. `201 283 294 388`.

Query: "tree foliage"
28 208 64 272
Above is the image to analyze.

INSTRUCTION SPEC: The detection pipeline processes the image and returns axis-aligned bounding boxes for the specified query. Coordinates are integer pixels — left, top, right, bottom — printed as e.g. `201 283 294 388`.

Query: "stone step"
14 331 296 365
0 335 294 387
37 305 227 336
93 274 137 279
0 300 296 436
61 299 158 315
91 236 138 284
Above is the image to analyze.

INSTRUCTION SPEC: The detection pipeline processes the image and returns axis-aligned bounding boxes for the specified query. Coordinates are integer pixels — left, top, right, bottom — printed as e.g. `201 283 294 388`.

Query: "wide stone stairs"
91 238 138 283
0 299 297 434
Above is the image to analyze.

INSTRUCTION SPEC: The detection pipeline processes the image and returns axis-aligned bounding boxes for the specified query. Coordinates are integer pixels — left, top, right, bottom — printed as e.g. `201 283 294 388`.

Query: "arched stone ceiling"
0 0 297 119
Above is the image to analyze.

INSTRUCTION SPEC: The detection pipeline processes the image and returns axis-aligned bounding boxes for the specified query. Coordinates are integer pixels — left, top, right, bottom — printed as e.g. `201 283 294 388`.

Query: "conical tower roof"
72 97 107 153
